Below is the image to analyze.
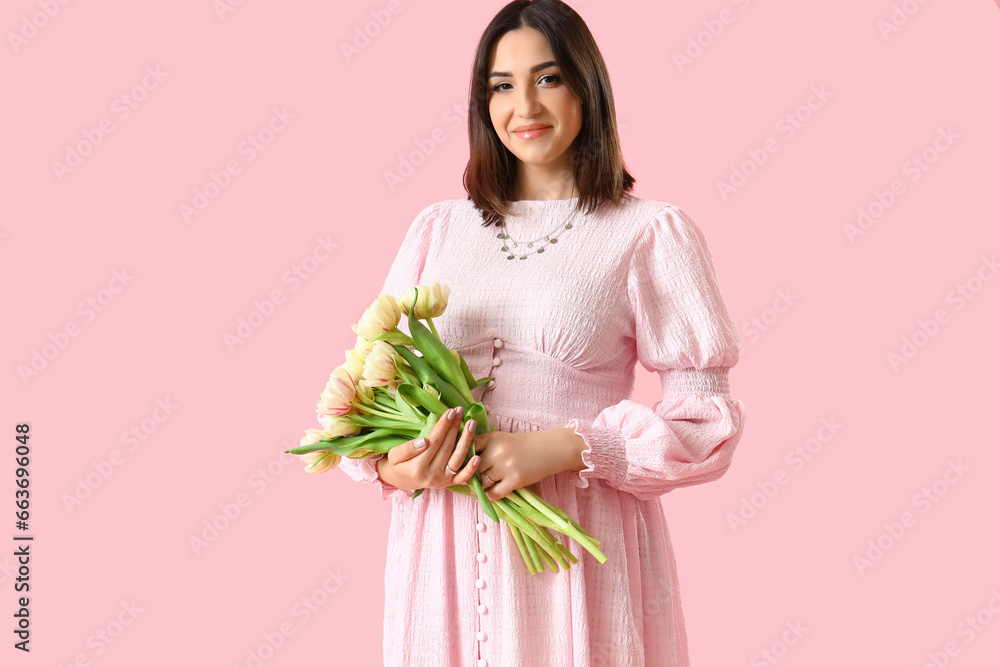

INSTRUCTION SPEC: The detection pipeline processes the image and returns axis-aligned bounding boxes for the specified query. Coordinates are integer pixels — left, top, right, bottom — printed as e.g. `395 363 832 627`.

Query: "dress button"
476 522 486 533
486 380 496 389
475 579 486 589
477 552 487 563
478 604 488 614
493 339 503 348
477 631 488 641
478 660 489 667
491 358 502 367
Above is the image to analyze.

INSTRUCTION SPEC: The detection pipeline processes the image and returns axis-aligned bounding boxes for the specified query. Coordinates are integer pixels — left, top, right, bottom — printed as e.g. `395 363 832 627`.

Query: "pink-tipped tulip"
351 294 402 341
361 340 397 387
316 367 356 416
298 449 340 473
398 282 450 319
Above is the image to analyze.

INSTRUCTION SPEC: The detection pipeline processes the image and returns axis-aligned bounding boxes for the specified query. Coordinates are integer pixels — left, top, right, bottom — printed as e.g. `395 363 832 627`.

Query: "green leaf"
396 383 448 415
406 289 473 403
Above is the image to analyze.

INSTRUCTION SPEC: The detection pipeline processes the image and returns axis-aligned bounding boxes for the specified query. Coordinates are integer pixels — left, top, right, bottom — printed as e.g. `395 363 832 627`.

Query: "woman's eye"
491 74 561 93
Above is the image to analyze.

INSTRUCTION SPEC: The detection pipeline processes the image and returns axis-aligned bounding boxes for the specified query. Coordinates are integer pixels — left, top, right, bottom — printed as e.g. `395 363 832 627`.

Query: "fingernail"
456 406 464 419
466 420 475 433
471 456 480 466
445 408 455 420
414 437 427 449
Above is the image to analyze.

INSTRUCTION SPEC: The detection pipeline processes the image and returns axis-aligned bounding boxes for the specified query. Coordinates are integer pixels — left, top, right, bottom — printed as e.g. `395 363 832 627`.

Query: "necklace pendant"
501 245 509 252
496 232 507 239
565 222 573 229
550 238 557 243
506 255 515 260
527 242 533 248
537 248 544 253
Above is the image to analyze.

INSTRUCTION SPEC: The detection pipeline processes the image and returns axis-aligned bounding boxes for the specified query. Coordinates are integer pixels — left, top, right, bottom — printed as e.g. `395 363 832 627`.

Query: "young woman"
339 1 747 665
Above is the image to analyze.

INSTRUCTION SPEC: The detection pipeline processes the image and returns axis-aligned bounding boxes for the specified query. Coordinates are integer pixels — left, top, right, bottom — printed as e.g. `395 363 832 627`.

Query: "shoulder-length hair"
463 0 636 228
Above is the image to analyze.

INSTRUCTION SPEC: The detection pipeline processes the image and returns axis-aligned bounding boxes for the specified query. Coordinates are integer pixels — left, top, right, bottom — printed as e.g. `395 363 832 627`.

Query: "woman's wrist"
533 428 587 475
560 428 588 473
375 456 391 485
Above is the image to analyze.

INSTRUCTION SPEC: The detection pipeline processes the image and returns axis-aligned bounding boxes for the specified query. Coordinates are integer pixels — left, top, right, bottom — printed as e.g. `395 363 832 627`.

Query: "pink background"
3 1 999 665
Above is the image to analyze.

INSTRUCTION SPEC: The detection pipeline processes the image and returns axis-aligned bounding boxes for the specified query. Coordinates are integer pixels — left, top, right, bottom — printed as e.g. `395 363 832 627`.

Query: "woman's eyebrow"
489 61 559 78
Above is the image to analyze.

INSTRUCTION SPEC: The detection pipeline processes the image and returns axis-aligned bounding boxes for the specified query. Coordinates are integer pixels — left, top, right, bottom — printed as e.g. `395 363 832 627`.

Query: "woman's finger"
485 477 508 501
445 418 477 475
452 449 481 486
411 408 459 464
389 434 433 463
430 407 464 473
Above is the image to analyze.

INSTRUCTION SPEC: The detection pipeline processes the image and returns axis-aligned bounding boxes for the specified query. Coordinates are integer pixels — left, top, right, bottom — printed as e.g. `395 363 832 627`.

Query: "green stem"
353 403 401 420
495 498 563 566
508 524 535 575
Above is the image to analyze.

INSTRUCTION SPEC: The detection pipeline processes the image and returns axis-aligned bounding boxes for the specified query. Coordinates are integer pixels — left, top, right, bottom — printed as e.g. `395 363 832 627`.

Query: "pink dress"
337 194 747 667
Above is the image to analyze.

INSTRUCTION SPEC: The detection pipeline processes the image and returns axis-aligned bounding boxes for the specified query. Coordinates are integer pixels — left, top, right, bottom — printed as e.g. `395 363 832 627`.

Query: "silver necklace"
496 208 578 260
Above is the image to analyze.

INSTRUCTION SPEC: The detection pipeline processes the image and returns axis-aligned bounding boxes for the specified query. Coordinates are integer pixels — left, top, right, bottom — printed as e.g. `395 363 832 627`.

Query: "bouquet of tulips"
286 283 607 574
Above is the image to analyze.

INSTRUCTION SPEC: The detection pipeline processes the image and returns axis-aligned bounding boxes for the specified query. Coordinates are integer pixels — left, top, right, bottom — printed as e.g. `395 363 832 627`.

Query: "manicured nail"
471 456 480 466
455 406 464 419
414 437 427 449
445 408 454 420
466 420 476 433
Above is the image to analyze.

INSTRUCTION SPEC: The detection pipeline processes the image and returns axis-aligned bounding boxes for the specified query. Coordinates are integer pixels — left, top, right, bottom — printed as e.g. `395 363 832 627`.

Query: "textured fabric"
336 195 747 667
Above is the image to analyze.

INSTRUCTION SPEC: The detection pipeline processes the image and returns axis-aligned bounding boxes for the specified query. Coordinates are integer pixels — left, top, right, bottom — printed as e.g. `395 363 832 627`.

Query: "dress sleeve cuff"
565 418 628 491
341 454 414 501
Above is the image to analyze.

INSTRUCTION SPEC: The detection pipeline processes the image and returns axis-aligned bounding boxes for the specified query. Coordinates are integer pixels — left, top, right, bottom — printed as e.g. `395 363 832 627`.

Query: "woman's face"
487 27 583 177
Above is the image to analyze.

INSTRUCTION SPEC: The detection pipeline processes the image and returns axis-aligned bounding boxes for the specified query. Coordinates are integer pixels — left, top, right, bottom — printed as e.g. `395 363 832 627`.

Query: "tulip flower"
398 281 450 319
319 413 361 438
352 294 402 341
299 449 340 473
361 340 399 387
316 367 356 416
343 349 366 385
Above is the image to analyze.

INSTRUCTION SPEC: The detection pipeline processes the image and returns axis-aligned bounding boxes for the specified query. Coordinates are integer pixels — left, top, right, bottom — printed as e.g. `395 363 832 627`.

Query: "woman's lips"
514 126 551 140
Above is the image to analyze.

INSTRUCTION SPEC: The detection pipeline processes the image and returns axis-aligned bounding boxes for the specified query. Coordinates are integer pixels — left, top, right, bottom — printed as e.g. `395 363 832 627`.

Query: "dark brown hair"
463 0 636 227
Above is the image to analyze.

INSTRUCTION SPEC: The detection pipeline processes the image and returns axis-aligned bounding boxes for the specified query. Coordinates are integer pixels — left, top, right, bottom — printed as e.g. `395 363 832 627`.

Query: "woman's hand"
476 428 587 501
377 406 482 492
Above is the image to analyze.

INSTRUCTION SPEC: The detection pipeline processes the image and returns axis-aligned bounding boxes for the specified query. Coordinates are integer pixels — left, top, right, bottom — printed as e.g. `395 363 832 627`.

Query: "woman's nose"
516 86 542 117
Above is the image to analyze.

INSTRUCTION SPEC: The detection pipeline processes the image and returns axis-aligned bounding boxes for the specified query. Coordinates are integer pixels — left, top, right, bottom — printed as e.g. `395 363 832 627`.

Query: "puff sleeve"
335 201 441 501
564 204 747 501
